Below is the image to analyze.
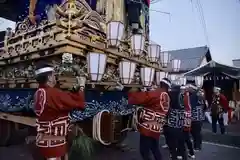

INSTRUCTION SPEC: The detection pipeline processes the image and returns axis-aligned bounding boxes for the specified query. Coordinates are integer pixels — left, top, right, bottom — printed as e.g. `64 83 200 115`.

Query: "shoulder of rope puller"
34 88 47 117
160 92 170 113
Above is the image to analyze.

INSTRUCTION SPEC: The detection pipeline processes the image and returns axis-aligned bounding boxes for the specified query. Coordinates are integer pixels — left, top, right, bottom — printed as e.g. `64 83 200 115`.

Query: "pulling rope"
120 107 141 133
92 110 111 145
131 106 143 131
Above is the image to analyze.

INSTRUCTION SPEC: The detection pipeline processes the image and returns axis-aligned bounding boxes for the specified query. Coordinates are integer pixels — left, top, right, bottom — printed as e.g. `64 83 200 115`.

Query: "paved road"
0 132 239 160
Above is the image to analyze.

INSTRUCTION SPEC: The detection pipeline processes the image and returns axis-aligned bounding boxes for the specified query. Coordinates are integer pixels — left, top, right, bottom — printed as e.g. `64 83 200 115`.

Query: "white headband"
160 79 171 87
35 67 54 75
188 84 198 90
213 87 221 92
181 84 198 90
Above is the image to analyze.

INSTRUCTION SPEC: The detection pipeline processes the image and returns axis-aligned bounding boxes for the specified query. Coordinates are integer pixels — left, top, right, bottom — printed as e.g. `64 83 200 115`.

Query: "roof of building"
167 46 210 71
232 59 240 67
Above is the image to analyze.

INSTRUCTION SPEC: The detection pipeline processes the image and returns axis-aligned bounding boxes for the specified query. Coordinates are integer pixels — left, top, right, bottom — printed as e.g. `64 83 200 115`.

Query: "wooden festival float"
0 0 175 148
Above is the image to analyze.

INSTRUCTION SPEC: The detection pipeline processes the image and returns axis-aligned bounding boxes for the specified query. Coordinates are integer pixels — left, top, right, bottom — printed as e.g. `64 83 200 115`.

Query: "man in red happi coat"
211 87 229 134
128 78 171 160
34 63 86 160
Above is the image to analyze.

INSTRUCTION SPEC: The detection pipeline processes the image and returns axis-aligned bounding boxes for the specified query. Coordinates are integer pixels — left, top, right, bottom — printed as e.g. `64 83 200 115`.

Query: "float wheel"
0 119 12 146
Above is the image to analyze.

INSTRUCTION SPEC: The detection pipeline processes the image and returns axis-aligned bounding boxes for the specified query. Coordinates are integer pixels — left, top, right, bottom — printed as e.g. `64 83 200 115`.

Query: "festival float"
0 0 177 153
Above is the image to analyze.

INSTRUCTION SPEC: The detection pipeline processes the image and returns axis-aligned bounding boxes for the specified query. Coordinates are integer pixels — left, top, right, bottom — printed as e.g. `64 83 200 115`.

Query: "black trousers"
163 125 170 146
212 114 225 134
164 127 188 160
191 121 203 149
139 134 162 160
179 131 194 156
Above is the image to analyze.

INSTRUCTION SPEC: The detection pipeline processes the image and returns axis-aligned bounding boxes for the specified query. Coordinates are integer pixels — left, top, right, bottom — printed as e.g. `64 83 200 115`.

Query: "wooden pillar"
233 80 237 101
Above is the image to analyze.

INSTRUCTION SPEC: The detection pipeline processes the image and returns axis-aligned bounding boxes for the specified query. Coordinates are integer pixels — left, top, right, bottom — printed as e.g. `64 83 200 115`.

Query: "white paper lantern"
148 42 161 62
107 21 124 47
87 52 107 81
160 51 171 68
179 77 187 86
131 34 145 55
195 76 204 87
140 67 155 86
168 74 177 82
119 61 137 84
171 59 181 72
156 71 168 85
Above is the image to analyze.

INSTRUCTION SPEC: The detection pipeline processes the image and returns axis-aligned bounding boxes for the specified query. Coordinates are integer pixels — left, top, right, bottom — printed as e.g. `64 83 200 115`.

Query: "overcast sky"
150 0 240 65
0 0 239 65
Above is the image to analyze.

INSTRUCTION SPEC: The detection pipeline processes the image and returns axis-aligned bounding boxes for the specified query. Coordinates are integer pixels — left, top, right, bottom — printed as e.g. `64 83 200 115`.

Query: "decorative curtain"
106 0 125 22
141 1 149 37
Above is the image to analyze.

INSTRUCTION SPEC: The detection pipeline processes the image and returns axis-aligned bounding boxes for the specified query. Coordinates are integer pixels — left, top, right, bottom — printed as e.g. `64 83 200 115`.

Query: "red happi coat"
212 93 231 121
145 0 150 7
212 94 229 114
128 88 170 139
183 91 191 132
34 85 85 158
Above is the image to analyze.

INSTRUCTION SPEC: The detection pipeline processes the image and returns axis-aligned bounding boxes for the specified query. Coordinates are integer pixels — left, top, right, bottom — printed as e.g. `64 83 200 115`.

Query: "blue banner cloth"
0 89 134 121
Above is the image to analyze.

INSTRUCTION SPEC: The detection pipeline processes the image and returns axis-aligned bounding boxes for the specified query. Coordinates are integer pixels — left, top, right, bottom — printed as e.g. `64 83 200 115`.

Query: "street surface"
0 132 239 160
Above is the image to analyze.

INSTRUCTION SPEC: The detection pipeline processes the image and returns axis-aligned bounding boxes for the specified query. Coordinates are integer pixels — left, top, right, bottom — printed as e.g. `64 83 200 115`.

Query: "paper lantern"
107 21 124 47
148 42 161 62
156 71 168 85
140 67 155 86
171 59 181 72
168 74 177 82
160 51 171 68
195 76 204 87
119 61 137 84
87 52 107 81
179 77 187 86
130 34 145 55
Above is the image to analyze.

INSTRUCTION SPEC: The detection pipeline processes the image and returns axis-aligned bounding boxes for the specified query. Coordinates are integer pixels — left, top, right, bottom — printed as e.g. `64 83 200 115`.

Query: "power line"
130 0 171 16
150 0 162 4
150 9 171 21
150 9 170 15
191 0 210 47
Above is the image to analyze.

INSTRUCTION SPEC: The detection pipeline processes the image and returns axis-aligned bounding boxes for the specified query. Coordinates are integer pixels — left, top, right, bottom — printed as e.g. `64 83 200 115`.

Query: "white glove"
141 87 147 92
77 76 86 88
149 85 157 91
115 81 124 91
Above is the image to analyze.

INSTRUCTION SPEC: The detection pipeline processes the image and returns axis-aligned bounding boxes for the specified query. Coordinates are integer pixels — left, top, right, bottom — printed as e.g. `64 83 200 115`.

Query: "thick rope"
92 110 111 145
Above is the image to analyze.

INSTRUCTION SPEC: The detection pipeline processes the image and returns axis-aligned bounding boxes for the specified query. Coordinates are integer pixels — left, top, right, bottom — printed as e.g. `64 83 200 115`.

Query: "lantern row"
166 74 204 88
86 52 183 86
106 21 181 69
64 51 203 87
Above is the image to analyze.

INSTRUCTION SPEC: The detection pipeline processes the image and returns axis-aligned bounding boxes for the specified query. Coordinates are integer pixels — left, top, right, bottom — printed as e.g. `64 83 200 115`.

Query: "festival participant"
177 84 195 159
128 78 171 160
34 63 86 160
126 0 150 33
166 84 190 160
191 88 206 151
211 87 229 134
28 0 63 24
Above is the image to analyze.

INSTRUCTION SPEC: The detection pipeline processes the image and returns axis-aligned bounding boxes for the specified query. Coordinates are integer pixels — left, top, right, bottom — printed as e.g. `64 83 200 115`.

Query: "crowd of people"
33 62 230 160
127 77 230 160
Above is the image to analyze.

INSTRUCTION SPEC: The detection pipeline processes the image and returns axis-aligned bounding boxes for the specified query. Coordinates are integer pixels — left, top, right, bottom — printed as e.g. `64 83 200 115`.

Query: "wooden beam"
0 112 35 127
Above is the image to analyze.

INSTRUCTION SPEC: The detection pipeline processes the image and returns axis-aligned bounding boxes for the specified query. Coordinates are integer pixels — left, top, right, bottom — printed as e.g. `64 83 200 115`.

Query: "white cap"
213 87 221 93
